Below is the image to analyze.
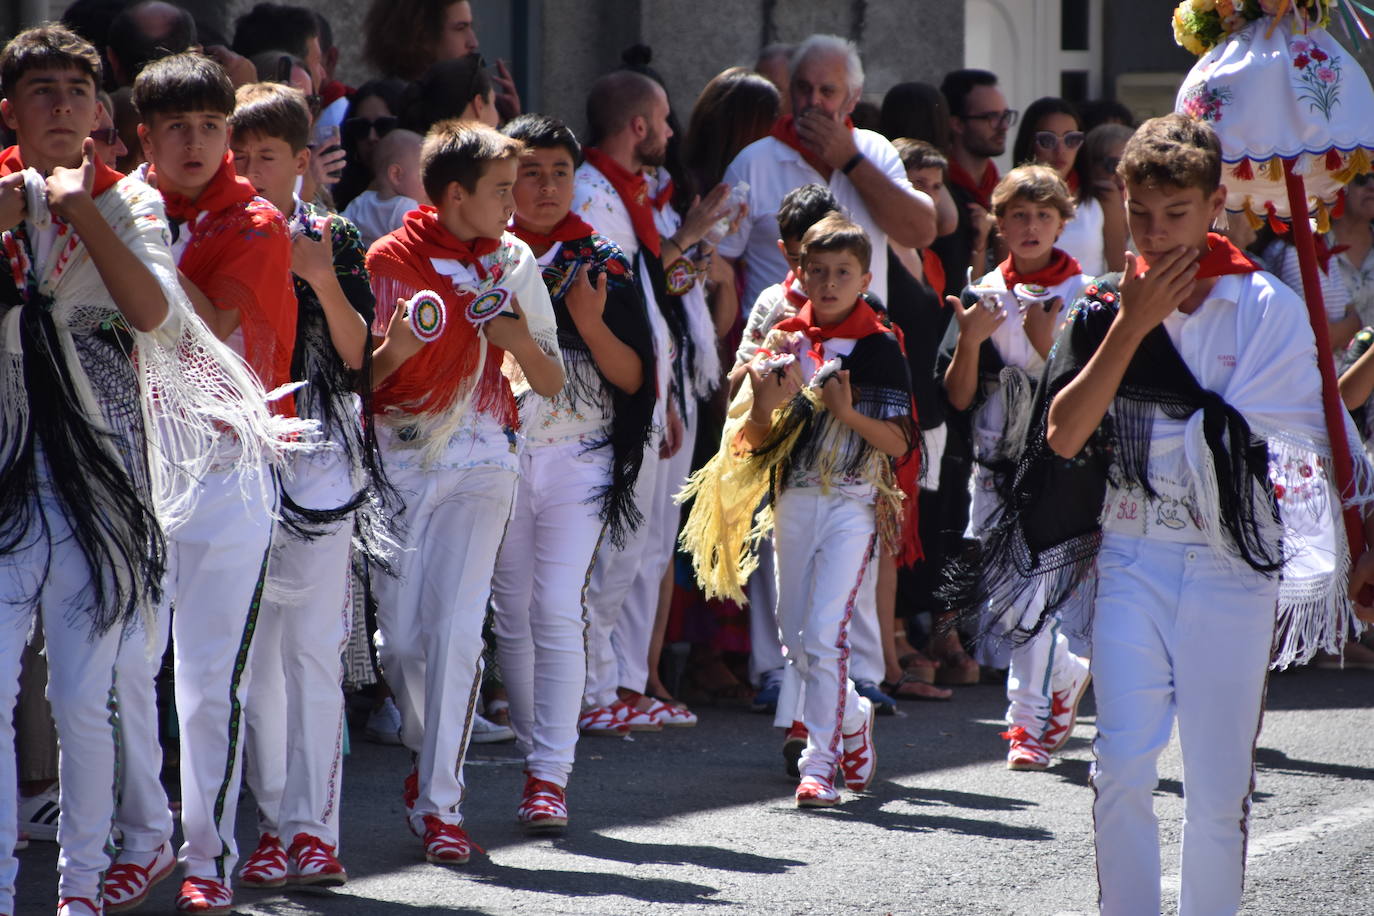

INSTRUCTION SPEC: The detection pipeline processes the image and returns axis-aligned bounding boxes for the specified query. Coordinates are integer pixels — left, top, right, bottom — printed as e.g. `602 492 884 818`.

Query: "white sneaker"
364 697 403 745
470 713 514 744
17 785 59 842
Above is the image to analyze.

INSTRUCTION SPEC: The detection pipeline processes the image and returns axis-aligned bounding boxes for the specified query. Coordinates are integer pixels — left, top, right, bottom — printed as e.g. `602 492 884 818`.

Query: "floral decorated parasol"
1173 0 1374 570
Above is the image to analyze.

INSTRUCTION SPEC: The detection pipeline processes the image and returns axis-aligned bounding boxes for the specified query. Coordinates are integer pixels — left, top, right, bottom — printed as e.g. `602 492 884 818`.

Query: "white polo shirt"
717 130 916 311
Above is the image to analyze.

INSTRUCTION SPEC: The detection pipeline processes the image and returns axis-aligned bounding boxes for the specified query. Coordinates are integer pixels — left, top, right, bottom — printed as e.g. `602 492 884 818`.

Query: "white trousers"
1005 613 1078 732
0 485 126 904
373 461 515 830
114 463 275 881
583 444 664 709
746 537 785 684
243 450 354 848
1091 534 1275 916
771 489 875 778
611 403 698 695
491 441 606 786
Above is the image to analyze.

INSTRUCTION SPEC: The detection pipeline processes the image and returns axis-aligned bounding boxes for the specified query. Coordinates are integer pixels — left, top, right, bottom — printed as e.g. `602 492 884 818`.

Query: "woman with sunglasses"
1012 97 1120 276
333 78 408 210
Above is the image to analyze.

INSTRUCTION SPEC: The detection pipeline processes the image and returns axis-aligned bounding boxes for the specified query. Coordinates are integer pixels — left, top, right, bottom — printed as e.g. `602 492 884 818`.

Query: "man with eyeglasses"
938 69 1017 289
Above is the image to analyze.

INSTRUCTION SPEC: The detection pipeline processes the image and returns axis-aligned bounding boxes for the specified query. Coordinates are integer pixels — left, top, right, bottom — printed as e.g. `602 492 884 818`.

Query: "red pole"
1282 158 1366 568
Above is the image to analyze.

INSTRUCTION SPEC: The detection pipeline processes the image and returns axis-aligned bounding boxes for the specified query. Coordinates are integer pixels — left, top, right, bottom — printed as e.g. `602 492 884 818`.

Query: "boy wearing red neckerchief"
942 164 1093 776
738 215 915 808
0 25 175 916
366 120 563 866
108 52 295 915
984 114 1374 915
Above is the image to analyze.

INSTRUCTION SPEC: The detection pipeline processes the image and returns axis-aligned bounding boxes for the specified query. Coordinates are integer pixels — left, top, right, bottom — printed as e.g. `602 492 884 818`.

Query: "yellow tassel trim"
1244 198 1264 231
1335 147 1373 185
1316 199 1331 233
1264 156 1284 183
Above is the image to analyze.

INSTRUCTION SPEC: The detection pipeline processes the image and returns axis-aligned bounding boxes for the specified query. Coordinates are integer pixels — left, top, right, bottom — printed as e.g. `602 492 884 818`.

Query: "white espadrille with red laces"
421 814 483 865
840 696 877 791
238 833 287 888
794 773 841 808
1041 657 1092 753
611 699 662 732
1001 725 1051 770
402 765 422 836
646 699 698 728
57 898 102 916
286 832 348 886
517 773 569 832
104 840 175 912
577 705 629 737
174 876 233 915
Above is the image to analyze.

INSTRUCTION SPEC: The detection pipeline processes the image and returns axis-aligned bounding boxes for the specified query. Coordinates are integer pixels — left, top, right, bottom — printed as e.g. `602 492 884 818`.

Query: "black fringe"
0 304 164 636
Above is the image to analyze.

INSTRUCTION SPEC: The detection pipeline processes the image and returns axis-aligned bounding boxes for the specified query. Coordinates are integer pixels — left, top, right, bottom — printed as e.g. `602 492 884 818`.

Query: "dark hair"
231 2 320 62
229 81 312 152
60 0 128 51
1119 113 1222 194
349 79 407 120
1078 98 1136 133
1011 96 1081 170
333 78 411 207
249 50 303 88
364 0 456 81
850 99 881 132
776 183 840 241
132 52 235 120
421 119 523 203
880 82 951 150
683 67 779 193
400 55 492 136
501 113 582 167
939 68 998 119
585 69 662 148
106 2 196 85
313 10 334 53
1074 122 1134 201
800 213 872 273
891 138 947 173
2 24 102 97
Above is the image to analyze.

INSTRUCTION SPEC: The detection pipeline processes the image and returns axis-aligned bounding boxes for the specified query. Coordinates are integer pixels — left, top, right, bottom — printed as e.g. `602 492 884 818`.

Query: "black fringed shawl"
0 224 165 636
946 276 1283 641
537 233 657 546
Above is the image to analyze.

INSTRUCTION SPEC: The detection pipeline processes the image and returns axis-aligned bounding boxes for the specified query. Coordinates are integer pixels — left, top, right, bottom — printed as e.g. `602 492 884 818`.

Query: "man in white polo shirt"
719 34 937 311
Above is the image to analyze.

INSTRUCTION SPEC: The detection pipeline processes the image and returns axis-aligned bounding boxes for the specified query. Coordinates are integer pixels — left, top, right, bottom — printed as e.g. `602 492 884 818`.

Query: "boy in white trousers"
367 120 563 865
229 82 378 890
492 113 656 831
976 114 1374 916
941 164 1092 771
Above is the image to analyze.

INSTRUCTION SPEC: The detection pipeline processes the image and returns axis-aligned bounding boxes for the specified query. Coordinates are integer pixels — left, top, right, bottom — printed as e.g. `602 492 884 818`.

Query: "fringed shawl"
949 272 1374 668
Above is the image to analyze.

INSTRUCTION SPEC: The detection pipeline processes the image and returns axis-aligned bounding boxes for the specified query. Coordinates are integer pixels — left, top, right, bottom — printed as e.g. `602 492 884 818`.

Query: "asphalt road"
15 666 1374 915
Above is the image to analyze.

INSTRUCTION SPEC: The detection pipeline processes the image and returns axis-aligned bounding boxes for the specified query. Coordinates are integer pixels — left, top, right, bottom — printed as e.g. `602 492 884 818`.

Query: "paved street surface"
16 667 1374 915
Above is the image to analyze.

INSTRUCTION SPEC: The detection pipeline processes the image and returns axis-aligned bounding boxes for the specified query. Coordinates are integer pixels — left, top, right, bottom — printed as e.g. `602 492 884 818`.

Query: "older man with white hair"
719 34 937 311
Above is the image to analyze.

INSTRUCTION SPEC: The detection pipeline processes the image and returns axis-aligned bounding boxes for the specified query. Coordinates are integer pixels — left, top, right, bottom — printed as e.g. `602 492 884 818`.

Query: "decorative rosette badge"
406 290 448 343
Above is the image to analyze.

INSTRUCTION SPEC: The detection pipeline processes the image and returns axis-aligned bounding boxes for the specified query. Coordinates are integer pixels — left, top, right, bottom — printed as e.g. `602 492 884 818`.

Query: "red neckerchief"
153 151 256 223
947 158 999 210
510 210 596 251
773 297 888 342
1315 234 1350 274
1140 232 1259 278
999 248 1082 288
921 249 946 298
320 79 350 108
768 114 856 181
1066 170 1080 195
0 144 123 197
780 269 808 309
582 146 673 258
367 208 516 427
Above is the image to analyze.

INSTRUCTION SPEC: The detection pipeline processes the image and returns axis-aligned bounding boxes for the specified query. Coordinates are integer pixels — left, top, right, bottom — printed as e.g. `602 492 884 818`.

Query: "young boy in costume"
976 113 1374 915
490 113 655 831
228 80 378 890
0 29 296 916
682 214 915 807
367 119 563 864
941 164 1092 772
108 52 300 915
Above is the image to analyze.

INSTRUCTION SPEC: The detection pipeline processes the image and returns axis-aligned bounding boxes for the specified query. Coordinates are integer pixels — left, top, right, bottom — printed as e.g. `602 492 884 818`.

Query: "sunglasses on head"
342 115 398 144
275 55 322 115
1034 130 1085 152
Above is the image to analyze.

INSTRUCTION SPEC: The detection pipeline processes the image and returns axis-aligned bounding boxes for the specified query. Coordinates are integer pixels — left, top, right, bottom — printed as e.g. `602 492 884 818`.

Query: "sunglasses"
1034 130 1085 152
342 115 398 144
963 109 1018 128
90 127 121 146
